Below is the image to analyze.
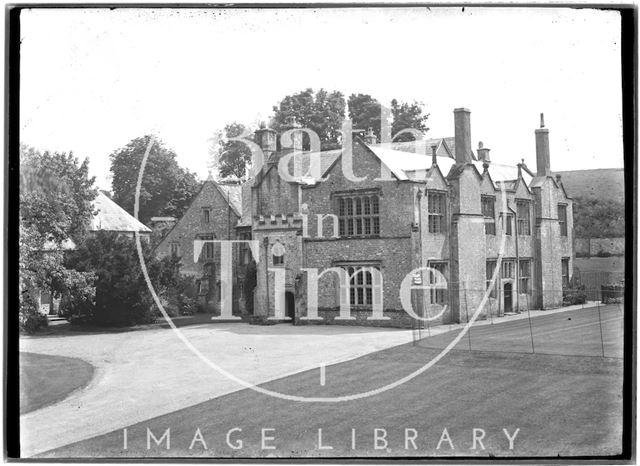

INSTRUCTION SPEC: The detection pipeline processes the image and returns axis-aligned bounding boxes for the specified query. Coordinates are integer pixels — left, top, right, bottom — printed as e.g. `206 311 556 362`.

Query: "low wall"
575 237 625 257
294 308 415 328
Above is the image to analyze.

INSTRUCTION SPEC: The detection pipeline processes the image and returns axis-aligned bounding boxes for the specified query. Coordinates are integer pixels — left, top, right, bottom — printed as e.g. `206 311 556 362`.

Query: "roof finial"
540 113 545 128
207 170 214 181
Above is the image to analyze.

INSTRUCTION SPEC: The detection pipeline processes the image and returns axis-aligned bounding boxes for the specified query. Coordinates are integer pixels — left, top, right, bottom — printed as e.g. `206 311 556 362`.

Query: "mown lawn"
20 352 95 414
39 332 623 458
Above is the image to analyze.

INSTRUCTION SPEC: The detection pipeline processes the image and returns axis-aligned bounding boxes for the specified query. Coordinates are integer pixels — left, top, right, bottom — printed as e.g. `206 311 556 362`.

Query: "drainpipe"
416 187 424 320
514 207 520 313
264 237 270 318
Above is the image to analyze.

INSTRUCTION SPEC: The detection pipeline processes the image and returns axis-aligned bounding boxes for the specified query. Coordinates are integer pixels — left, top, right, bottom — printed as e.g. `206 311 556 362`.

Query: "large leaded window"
519 259 531 294
337 194 380 237
428 261 448 305
516 200 531 236
427 191 447 234
558 204 568 237
342 265 382 307
481 196 496 235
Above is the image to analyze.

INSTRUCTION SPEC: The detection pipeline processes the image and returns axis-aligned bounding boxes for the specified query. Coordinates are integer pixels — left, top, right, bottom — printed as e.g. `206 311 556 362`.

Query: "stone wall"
575 237 625 257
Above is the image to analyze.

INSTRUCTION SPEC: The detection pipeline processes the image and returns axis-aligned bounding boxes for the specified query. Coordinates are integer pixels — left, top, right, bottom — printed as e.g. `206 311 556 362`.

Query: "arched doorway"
285 291 295 321
503 282 513 313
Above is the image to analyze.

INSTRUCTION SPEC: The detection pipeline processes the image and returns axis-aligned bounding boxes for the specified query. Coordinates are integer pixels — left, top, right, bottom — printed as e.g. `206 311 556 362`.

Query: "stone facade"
162 108 574 327
155 179 250 314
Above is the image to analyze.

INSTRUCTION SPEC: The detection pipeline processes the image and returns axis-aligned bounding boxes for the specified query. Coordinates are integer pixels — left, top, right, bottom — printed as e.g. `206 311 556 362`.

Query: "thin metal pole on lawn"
488 296 494 325
526 294 535 354
597 301 605 357
464 281 472 352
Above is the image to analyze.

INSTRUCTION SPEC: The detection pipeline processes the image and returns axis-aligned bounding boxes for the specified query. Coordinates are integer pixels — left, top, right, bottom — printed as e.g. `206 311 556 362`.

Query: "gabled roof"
216 183 243 216
386 137 455 158
89 191 152 233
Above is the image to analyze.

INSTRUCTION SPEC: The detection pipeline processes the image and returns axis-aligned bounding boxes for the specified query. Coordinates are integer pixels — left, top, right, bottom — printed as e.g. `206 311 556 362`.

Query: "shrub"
19 291 48 334
65 232 179 327
563 283 587 306
58 270 96 320
602 281 624 304
161 275 200 317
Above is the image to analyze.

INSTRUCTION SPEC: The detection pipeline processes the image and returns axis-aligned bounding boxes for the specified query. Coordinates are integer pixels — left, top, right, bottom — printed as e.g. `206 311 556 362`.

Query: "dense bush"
602 281 624 304
161 275 200 317
19 291 48 334
563 283 587 306
65 231 181 327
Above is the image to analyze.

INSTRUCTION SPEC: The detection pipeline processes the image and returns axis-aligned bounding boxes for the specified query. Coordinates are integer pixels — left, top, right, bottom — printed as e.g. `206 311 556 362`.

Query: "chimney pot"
255 125 277 158
364 127 377 145
431 144 438 166
477 141 491 163
453 108 473 163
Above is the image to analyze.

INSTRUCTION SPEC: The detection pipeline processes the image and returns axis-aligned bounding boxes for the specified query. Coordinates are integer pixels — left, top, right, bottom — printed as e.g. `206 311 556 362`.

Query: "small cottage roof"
89 191 152 233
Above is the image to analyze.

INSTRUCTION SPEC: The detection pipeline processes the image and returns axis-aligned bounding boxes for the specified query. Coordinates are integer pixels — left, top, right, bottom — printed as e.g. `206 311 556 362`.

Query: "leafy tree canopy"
348 93 383 140
20 144 97 244
109 135 201 225
211 122 254 180
390 98 430 143
213 90 430 179
19 144 97 331
271 88 346 151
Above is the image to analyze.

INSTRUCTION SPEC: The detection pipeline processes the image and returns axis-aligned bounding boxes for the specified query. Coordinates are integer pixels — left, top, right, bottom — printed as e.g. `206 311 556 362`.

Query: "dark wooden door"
504 282 513 313
285 291 295 320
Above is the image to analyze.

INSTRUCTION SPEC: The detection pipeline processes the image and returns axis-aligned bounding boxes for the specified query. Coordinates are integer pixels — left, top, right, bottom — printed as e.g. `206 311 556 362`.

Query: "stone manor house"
156 108 574 327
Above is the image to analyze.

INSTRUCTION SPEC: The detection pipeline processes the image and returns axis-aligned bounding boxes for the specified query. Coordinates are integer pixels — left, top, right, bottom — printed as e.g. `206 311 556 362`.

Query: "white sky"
20 7 623 190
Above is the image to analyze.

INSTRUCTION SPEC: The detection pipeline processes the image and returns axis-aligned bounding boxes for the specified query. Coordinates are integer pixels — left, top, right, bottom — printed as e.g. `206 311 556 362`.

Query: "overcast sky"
20 7 623 190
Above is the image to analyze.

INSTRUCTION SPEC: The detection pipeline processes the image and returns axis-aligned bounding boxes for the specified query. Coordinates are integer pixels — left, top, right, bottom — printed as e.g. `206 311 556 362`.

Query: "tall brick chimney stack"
535 113 551 176
255 122 277 159
454 108 473 164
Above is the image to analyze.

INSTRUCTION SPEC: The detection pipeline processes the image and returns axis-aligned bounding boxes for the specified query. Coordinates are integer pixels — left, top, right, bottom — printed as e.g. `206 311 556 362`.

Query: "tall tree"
19 145 97 332
20 145 97 242
271 88 346 150
109 135 201 225
212 122 254 180
348 93 383 141
390 99 430 142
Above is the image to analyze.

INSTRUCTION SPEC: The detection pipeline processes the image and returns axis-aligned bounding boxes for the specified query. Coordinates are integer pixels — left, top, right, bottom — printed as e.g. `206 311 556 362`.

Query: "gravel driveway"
19 323 413 457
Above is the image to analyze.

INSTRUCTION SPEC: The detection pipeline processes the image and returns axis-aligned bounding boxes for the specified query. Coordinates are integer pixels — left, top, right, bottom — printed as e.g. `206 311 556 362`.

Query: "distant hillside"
555 169 625 240
556 168 625 201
